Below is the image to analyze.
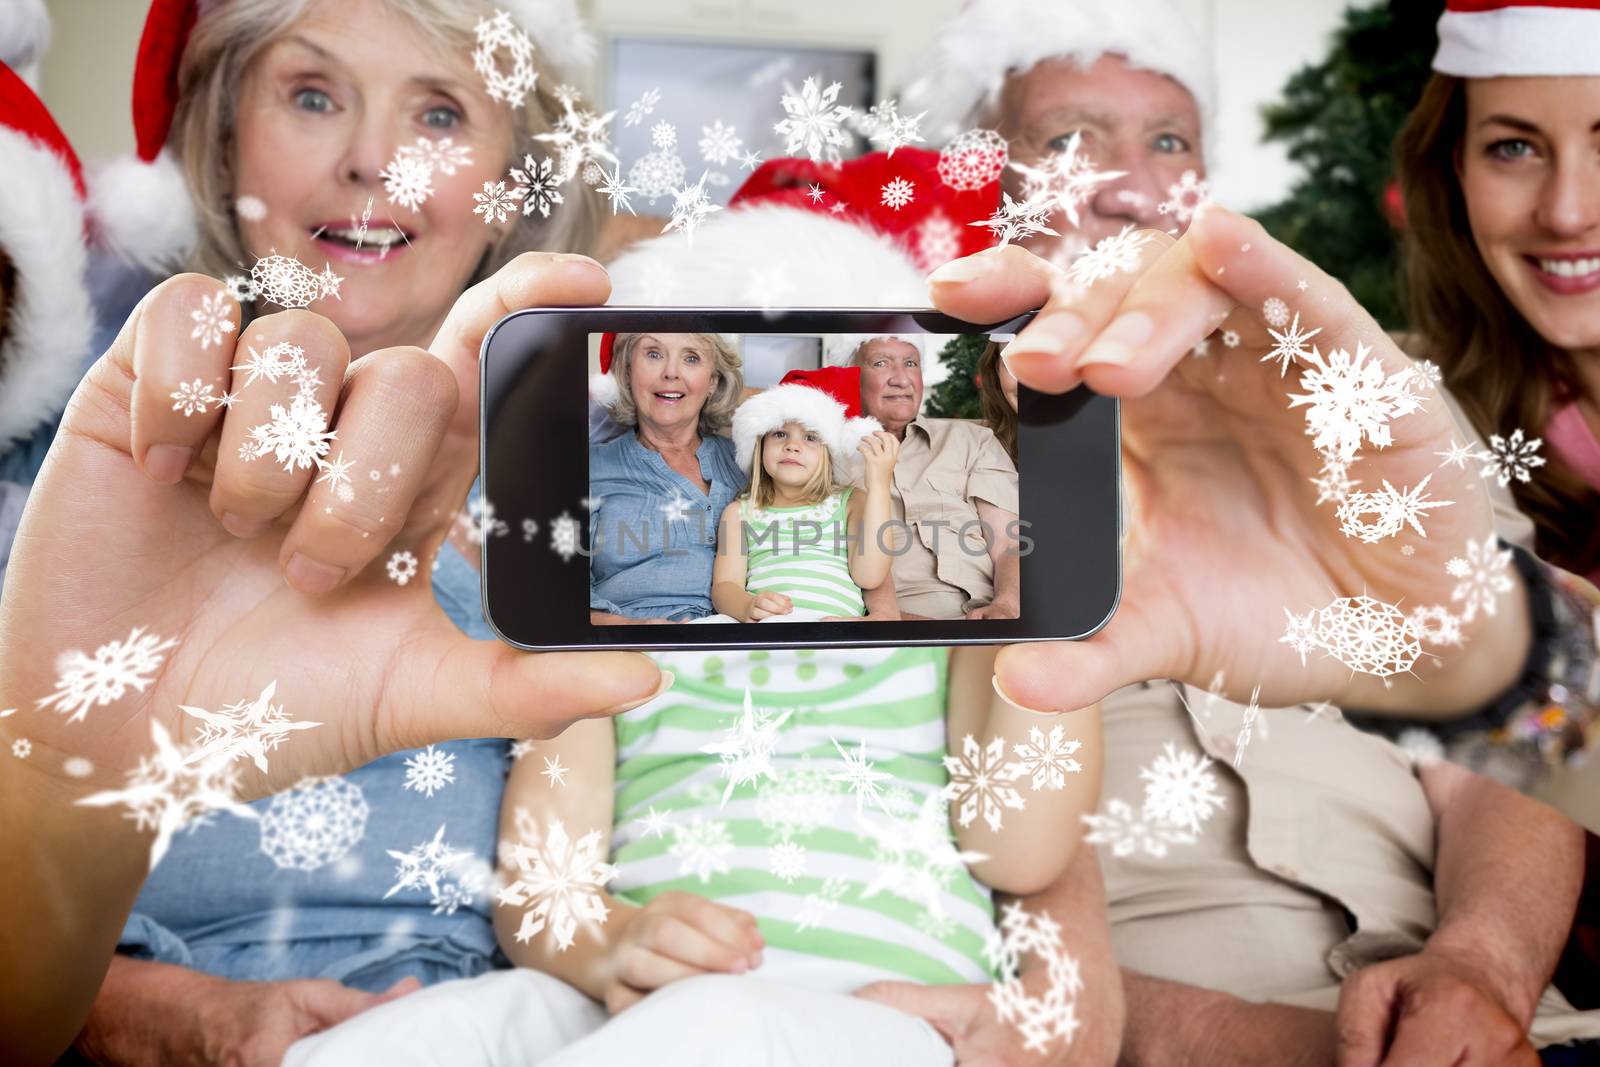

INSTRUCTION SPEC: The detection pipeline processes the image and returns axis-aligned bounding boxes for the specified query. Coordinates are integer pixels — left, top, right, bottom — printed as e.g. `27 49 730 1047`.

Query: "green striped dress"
741 489 867 619
610 648 999 993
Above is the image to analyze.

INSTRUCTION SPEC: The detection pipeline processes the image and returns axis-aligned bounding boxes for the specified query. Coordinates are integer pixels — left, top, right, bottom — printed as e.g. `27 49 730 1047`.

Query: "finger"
853 981 964 1039
123 275 242 484
209 310 350 539
376 976 422 1003
274 346 456 594
680 896 765 957
613 946 707 992
382 631 668 751
296 979 387 1028
1334 971 1398 1067
1377 1011 1463 1067
643 915 756 972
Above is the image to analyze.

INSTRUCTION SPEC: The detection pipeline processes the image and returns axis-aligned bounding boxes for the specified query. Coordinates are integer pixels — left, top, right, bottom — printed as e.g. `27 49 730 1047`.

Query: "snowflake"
509 154 565 219
235 194 267 221
315 451 355 499
1407 604 1464 647
1232 686 1264 770
383 823 482 914
472 9 537 108
668 815 735 884
224 274 259 303
1435 439 1478 471
661 171 722 245
1082 797 1196 858
541 754 568 787
859 791 987 922
497 816 618 950
698 120 743 165
774 76 854 164
1315 595 1422 677
650 120 677 150
1221 330 1241 348
753 760 840 841
914 211 961 272
1478 428 1546 487
1261 312 1323 376
639 805 673 839
259 775 369 871
856 98 924 156
398 136 472 176
1012 724 1083 791
169 378 219 417
624 87 660 127
595 164 638 216
11 738 31 758
627 149 686 205
768 840 808 883
1279 608 1321 666
938 128 1008 191
1414 359 1443 388
550 511 581 561
458 496 509 544
880 177 915 211
1310 452 1360 506
1006 132 1124 230
402 744 457 798
380 152 435 211
472 180 518 225
386 550 419 586
180 680 321 774
972 191 1060 246
1335 474 1454 543
795 875 851 932
239 393 337 473
231 341 305 388
984 903 1082 1054
37 626 179 724
828 736 894 818
1138 742 1225 835
1157 170 1208 223
1262 297 1290 328
250 254 340 309
535 86 618 182
1065 225 1150 287
942 734 1028 833
1287 342 1422 463
78 719 256 871
1446 536 1514 623
700 687 793 805
190 290 236 350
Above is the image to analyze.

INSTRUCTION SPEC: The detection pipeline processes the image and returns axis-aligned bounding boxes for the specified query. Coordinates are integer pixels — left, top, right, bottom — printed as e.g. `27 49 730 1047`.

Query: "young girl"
712 368 899 623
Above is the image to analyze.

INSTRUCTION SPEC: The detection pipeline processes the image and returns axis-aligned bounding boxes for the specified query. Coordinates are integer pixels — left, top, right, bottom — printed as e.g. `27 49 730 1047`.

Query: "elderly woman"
845 334 1022 621
587 331 750 623
51 1 636 1064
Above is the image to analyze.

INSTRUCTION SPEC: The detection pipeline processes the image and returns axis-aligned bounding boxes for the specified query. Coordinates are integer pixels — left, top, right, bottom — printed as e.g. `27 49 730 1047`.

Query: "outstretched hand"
931 205 1526 717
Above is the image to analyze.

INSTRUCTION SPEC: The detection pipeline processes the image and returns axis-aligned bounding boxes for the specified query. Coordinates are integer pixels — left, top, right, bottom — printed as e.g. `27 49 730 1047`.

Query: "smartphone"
479 307 1120 650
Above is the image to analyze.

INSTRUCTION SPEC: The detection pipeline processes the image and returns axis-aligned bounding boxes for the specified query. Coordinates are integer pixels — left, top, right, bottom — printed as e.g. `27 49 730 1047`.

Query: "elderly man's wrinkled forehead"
850 337 923 367
995 53 1203 156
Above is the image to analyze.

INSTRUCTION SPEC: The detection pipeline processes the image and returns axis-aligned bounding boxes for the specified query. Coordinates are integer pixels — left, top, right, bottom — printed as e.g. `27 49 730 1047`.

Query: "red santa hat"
1433 0 1600 78
594 146 998 409
898 0 1218 156
0 61 95 448
730 368 883 478
96 0 597 273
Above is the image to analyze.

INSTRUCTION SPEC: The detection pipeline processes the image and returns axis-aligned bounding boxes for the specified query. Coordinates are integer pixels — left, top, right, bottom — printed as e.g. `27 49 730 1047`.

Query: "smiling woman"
165 0 600 357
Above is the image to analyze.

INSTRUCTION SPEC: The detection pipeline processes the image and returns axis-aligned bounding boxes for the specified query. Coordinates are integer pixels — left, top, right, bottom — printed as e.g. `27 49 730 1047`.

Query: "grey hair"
607 332 744 437
847 335 925 367
169 0 600 293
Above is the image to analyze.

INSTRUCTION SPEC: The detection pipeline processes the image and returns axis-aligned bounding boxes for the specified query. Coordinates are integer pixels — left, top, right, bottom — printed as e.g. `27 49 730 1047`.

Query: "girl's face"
232 0 516 357
629 334 720 436
762 421 825 489
1458 76 1600 357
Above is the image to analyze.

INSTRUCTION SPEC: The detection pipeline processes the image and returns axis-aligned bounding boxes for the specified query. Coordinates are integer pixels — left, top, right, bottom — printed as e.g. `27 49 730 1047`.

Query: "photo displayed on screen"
586 331 1026 626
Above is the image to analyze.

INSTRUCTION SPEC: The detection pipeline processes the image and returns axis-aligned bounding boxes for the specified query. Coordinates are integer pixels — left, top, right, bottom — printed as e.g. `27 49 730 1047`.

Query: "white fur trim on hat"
589 369 620 409
88 150 198 274
824 333 926 366
899 0 1217 151
732 382 883 479
0 128 94 447
1434 6 1600 78
501 0 597 78
0 0 50 87
607 204 930 307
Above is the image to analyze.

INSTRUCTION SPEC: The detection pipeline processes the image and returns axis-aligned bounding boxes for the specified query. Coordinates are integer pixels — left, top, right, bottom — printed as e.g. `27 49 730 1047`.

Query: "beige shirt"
856 415 1019 619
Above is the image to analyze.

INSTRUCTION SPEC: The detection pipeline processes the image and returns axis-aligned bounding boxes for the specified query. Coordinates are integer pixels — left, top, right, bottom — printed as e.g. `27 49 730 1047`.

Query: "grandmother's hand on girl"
594 892 766 1015
932 204 1530 720
747 590 794 621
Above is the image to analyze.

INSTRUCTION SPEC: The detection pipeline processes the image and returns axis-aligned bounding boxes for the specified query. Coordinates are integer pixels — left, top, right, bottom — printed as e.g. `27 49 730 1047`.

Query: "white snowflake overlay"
938 128 1008 192
1279 594 1423 677
259 775 369 871
497 814 619 950
383 823 486 915
699 687 793 805
180 679 322 774
984 903 1083 1054
942 734 1027 833
472 9 537 108
403 744 457 798
38 626 179 724
1083 742 1224 859
773 76 854 164
250 254 342 310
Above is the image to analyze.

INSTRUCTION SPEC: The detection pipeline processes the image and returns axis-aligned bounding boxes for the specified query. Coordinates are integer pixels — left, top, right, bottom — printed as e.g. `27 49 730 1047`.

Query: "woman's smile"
1524 249 1600 296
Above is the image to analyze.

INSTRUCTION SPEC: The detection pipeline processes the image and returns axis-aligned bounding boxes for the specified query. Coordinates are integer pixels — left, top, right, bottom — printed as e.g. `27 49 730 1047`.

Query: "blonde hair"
747 431 835 510
606 332 744 437
169 0 600 297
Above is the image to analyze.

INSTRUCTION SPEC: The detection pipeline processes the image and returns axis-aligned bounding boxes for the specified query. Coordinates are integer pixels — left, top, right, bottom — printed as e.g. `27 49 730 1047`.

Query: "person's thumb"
379 626 670 753
295 980 394 1030
374 976 423 1004
853 981 971 1041
1333 967 1398 1067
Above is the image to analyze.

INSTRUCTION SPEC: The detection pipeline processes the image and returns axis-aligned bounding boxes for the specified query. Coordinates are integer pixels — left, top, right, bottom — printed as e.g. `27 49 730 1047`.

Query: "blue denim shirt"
118 526 512 992
588 430 748 620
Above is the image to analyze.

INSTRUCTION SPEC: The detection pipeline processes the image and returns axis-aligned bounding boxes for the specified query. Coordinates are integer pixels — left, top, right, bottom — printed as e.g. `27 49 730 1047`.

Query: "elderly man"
845 334 1022 620
850 1 1600 1064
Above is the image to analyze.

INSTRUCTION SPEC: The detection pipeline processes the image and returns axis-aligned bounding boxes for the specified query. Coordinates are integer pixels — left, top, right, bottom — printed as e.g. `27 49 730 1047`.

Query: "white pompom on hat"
731 373 883 480
898 0 1218 154
0 0 50 86
1433 0 1600 78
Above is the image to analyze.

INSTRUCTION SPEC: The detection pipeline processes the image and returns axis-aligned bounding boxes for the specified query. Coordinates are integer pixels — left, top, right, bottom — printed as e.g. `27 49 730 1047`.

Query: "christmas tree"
1253 0 1443 330
923 333 987 419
